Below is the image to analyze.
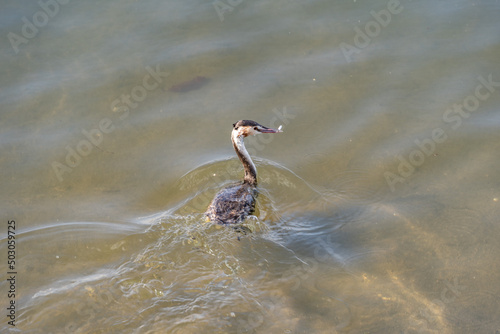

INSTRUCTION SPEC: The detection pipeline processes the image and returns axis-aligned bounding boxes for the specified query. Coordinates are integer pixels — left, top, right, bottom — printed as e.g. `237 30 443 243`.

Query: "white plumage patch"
231 131 256 173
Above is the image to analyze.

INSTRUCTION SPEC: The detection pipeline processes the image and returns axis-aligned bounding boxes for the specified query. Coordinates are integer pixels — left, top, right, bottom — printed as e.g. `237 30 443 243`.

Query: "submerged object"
169 76 209 92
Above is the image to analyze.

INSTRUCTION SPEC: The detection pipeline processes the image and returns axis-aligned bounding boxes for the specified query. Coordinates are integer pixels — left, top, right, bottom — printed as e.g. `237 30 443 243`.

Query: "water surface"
1 0 500 332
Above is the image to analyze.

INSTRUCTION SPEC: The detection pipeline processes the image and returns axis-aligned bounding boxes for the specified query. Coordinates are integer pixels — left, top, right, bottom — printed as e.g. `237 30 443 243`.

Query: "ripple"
32 269 117 299
2 220 143 243
324 169 388 205
441 207 485 257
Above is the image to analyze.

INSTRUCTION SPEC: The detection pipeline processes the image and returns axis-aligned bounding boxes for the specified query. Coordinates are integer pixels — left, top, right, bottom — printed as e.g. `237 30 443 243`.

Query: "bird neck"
231 133 257 186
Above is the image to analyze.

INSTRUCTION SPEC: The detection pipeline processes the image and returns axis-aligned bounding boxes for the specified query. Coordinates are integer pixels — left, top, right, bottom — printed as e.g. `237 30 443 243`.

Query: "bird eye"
254 127 258 130
234 127 239 130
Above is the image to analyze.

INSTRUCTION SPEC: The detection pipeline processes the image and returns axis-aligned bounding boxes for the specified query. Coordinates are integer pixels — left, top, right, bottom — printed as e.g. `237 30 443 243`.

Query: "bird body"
205 182 257 224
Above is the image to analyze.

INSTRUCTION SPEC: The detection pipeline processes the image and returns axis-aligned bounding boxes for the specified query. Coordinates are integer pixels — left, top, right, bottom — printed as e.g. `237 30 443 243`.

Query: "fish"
168 76 209 93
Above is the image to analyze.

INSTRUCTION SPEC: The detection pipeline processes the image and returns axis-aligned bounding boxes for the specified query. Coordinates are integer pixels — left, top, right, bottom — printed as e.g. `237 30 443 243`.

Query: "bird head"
232 120 283 137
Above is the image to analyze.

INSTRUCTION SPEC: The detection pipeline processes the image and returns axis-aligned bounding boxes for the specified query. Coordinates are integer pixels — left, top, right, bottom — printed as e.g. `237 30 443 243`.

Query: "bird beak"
259 125 283 133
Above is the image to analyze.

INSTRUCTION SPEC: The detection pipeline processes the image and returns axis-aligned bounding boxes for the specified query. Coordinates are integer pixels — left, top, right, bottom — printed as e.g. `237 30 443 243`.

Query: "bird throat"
231 133 257 186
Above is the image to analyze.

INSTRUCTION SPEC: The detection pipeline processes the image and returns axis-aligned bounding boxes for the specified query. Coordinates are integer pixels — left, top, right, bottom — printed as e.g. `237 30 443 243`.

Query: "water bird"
205 120 283 224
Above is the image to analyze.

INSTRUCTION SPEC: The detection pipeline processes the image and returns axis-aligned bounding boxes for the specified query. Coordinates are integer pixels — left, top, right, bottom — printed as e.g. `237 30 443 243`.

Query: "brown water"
1 0 500 333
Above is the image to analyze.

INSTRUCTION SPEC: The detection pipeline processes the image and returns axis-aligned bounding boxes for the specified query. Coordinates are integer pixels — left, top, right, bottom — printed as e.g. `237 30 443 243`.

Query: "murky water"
1 0 500 332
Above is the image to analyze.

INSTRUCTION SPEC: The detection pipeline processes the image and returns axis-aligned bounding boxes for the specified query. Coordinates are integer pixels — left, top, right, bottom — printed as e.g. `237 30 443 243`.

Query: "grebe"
205 120 282 224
